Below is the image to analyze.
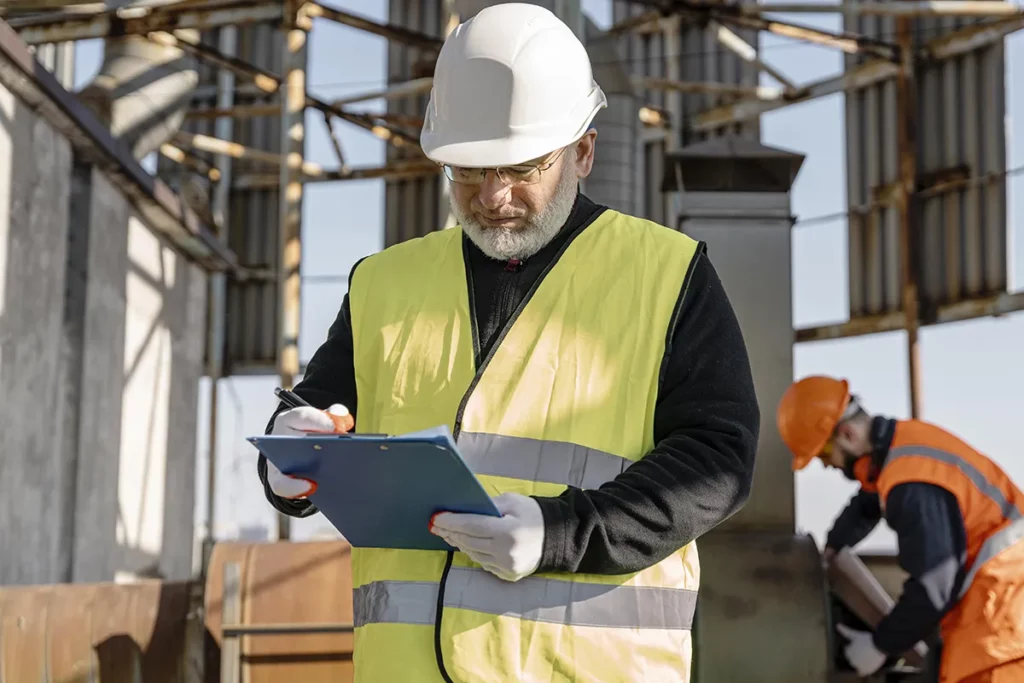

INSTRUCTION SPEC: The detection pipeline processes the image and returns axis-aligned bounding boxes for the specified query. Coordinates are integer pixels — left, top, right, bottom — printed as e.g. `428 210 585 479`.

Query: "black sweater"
258 193 760 575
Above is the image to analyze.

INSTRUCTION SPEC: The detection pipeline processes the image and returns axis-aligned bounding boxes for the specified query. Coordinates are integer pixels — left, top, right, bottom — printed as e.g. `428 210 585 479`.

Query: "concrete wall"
0 80 207 586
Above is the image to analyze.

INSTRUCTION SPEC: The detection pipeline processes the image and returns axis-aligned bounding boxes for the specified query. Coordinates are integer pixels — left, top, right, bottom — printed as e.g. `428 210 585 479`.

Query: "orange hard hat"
777 375 851 471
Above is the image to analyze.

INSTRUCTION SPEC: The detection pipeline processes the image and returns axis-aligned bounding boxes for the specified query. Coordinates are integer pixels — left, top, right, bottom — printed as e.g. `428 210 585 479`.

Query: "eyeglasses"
440 147 568 187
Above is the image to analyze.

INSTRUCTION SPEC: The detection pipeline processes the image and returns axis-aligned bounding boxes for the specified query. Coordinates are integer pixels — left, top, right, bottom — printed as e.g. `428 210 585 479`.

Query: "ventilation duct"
77 31 199 161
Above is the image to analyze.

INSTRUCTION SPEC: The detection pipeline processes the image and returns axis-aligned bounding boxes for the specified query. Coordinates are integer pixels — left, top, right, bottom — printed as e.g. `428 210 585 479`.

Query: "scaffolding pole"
275 1 308 541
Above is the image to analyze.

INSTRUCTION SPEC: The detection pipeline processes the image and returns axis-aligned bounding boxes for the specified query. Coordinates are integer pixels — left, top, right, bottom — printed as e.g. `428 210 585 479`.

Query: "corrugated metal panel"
157 23 299 374
845 8 1007 319
385 0 446 247
612 1 760 225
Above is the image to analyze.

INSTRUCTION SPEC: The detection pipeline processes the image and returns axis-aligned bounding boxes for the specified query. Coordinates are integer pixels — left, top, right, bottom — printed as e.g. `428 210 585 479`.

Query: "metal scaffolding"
3 0 1021 540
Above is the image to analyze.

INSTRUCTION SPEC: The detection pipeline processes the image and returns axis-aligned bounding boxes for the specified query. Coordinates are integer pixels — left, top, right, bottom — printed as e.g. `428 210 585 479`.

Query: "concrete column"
665 137 831 682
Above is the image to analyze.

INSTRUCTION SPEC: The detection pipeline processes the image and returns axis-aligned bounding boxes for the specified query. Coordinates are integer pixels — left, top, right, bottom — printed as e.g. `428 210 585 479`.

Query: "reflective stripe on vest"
355 569 698 630
457 431 631 488
886 445 1024 600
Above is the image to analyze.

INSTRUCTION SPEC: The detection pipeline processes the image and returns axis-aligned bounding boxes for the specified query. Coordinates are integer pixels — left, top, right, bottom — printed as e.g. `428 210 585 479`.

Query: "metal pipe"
221 562 242 683
76 26 199 160
222 622 355 636
203 22 236 554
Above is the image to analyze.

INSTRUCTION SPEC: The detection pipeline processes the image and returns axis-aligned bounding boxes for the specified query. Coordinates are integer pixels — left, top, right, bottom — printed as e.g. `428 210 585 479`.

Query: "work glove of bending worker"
429 492 545 583
266 404 353 499
836 624 887 678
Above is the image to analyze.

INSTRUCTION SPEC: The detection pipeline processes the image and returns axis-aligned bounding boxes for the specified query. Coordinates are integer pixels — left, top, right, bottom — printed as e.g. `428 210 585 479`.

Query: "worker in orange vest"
777 375 1024 683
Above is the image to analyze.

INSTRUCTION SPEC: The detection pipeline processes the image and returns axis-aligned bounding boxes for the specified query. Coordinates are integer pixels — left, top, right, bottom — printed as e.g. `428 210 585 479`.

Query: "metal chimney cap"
662 136 806 193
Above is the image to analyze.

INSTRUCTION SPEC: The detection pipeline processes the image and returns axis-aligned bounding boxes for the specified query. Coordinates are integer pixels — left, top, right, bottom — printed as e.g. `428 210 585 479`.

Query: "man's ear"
574 130 597 178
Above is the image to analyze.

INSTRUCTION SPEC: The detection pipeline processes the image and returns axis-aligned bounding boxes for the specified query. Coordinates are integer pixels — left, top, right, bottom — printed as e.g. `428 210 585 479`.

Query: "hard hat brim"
421 87 607 168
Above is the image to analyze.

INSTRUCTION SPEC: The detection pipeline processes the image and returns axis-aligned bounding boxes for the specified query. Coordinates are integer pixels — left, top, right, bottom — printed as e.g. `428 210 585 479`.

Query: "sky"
72 0 1024 552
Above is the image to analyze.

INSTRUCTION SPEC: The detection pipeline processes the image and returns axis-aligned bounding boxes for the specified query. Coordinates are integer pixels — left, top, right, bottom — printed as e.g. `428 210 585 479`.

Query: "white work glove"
429 492 545 582
265 404 351 499
836 624 887 677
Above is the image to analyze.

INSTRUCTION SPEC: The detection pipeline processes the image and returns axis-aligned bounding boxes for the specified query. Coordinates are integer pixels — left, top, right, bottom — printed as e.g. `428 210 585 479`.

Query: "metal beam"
330 76 433 107
172 131 324 176
894 12 923 418
710 11 900 60
302 1 443 51
159 142 221 181
634 74 784 99
12 1 282 44
729 1 1023 16
148 29 278 92
920 14 1024 61
232 159 441 189
184 103 282 120
144 27 421 148
692 58 900 131
0 0 206 12
794 292 1024 343
709 19 799 92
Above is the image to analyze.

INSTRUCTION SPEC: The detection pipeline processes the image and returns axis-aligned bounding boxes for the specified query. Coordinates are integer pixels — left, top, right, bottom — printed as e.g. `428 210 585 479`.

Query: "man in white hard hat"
257 4 759 681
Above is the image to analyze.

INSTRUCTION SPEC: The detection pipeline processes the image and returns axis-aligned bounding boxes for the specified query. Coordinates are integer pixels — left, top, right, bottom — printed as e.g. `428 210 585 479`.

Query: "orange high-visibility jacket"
877 420 1024 682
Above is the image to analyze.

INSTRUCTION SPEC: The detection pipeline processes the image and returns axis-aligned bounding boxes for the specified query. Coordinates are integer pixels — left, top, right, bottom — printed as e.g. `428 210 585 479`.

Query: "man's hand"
429 493 545 582
823 547 837 565
836 624 886 677
266 404 351 499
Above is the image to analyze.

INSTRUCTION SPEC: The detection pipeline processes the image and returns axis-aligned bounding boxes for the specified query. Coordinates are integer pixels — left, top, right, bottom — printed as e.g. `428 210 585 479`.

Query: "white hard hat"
420 3 607 168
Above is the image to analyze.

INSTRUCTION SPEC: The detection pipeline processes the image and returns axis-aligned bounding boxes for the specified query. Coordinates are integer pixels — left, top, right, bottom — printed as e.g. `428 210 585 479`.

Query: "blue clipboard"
247 425 501 551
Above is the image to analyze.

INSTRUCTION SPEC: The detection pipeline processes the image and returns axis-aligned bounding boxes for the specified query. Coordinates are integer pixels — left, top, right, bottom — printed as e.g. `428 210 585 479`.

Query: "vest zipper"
433 215 603 683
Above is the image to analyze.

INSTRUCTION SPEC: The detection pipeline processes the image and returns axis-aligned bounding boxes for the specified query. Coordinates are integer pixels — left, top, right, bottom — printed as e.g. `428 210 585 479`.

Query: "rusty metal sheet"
0 580 192 682
844 6 1008 320
0 585 51 682
204 540 355 683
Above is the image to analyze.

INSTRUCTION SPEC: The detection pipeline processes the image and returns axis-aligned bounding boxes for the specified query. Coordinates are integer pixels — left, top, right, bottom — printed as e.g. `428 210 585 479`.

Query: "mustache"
473 209 527 221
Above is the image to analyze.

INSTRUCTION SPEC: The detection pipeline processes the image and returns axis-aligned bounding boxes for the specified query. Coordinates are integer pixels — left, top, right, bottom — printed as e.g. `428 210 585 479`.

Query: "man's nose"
475 172 512 210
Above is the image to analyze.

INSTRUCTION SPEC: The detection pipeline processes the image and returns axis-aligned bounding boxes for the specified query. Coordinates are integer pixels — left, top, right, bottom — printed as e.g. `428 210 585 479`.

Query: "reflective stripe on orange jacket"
877 420 1024 683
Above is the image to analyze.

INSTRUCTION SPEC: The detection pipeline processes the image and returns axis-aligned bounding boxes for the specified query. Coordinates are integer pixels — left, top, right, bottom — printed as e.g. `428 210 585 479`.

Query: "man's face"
819 423 867 478
448 132 597 261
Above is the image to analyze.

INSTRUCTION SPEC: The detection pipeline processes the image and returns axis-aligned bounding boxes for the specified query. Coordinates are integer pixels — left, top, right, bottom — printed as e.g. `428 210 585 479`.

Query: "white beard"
453 162 579 261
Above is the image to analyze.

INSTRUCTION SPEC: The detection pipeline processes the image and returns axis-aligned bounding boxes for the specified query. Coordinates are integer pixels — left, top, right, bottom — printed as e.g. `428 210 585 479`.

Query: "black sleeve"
872 482 967 655
533 249 760 574
826 489 883 551
256 260 364 518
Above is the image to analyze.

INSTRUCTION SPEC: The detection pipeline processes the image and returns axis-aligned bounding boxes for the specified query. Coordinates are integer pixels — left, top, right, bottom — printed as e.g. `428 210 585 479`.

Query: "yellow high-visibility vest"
348 208 702 682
